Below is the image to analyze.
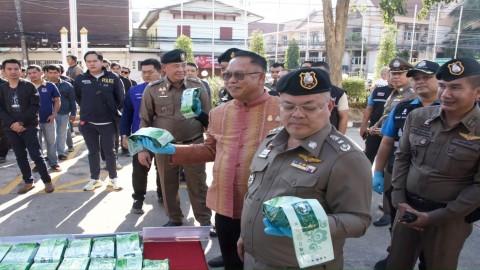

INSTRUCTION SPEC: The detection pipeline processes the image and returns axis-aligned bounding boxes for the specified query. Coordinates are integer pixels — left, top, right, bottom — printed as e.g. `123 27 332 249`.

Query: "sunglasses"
221 71 262 81
121 71 130 74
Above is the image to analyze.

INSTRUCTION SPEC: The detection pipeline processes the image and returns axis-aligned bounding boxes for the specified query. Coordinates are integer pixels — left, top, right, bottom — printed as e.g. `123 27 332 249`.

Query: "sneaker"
50 164 62 172
105 178 122 190
83 179 102 191
44 182 54 193
0 156 6 163
58 155 68 160
67 147 74 152
116 161 123 170
17 183 35 194
130 200 144 214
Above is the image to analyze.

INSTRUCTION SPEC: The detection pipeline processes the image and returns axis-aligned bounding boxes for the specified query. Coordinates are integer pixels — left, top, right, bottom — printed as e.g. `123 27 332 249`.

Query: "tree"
174 35 194 62
249 29 266 57
374 25 398 79
380 0 455 24
284 38 300 69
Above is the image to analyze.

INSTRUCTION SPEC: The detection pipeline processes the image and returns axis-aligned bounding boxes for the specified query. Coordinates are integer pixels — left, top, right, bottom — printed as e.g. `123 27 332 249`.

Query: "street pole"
409 5 417 63
180 0 183 36
274 0 280 62
454 5 464 59
305 0 311 60
69 0 79 58
360 13 365 78
432 3 440 60
244 0 247 48
211 0 215 77
14 0 29 67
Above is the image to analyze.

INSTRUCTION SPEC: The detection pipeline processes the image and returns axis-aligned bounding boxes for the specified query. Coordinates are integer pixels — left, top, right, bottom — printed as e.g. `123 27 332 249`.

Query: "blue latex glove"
140 137 176 154
372 171 384 194
263 218 293 238
193 98 202 117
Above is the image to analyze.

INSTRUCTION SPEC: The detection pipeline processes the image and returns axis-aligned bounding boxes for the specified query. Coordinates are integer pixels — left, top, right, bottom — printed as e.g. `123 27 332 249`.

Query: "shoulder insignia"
328 132 353 152
186 76 201 83
149 78 164 86
267 126 284 137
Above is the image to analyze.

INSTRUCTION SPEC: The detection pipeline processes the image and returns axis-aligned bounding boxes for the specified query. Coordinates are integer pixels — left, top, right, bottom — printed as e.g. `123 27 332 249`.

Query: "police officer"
238 68 372 269
387 58 480 269
138 49 212 227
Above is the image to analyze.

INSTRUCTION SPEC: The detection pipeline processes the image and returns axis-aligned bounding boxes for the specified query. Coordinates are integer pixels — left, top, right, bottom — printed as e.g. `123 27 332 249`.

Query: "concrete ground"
0 125 479 269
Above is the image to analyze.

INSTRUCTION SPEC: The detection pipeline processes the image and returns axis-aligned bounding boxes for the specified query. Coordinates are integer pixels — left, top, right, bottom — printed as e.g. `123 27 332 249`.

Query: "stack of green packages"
89 258 116 270
30 262 59 270
143 259 169 270
90 237 115 258
180 88 200 119
116 257 143 270
127 127 174 156
0 244 11 261
0 263 31 270
63 238 92 258
1 242 38 264
58 258 89 270
34 237 68 263
114 233 142 270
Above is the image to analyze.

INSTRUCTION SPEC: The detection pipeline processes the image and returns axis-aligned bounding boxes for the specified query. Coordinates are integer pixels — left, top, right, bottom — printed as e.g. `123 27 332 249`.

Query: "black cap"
436 58 480 82
218 48 242 64
276 68 331 96
389 58 413 73
161 49 187 64
406 60 440 77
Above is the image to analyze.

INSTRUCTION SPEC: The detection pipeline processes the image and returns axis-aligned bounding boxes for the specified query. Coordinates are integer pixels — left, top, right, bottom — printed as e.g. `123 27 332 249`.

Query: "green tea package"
180 88 200 119
127 127 174 156
116 233 142 258
1 242 38 263
58 258 89 270
30 262 59 270
0 244 12 262
0 263 31 270
142 259 169 270
63 238 91 258
88 258 116 270
116 257 142 270
34 237 67 263
90 237 115 258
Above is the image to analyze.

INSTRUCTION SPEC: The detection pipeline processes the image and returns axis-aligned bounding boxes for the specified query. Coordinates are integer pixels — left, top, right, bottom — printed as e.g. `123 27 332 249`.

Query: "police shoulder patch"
186 76 201 83
327 132 353 153
267 126 284 136
149 78 164 86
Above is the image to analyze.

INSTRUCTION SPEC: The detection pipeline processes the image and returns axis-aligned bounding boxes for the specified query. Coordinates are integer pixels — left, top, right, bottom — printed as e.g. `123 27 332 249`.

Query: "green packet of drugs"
90 237 115 258
34 237 68 263
0 244 12 261
263 196 319 232
127 127 175 156
89 258 116 270
0 263 31 270
63 238 91 258
143 259 169 270
116 257 142 270
30 262 59 270
1 242 38 263
180 88 200 119
116 233 142 258
58 257 89 270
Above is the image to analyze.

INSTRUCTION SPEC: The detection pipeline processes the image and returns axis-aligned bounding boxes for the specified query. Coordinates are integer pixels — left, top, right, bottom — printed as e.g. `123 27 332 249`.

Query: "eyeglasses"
221 71 262 81
279 101 329 114
121 71 130 74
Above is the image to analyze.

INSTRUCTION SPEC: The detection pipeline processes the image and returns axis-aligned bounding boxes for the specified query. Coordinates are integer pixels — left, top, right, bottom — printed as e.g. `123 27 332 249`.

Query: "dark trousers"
100 118 120 161
0 123 9 157
132 151 162 201
215 213 243 270
364 133 383 164
6 128 51 183
79 122 117 179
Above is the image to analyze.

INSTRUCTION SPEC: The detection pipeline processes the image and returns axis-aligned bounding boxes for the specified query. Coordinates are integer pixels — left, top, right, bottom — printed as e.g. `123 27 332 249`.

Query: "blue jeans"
5 128 51 184
66 121 73 149
55 114 70 156
39 121 58 166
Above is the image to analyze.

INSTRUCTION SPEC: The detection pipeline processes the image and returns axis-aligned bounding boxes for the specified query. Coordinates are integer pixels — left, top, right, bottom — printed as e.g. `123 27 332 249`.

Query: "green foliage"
249 29 266 57
284 38 300 69
205 76 224 106
374 25 398 80
174 35 194 62
379 0 452 24
343 77 367 107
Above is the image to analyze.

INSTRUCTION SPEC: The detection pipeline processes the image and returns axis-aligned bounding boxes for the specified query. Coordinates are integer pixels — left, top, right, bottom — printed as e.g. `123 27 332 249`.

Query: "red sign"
194 55 221 69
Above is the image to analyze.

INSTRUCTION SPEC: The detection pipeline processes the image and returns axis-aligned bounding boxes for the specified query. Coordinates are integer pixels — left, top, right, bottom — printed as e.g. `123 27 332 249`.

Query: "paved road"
0 126 479 269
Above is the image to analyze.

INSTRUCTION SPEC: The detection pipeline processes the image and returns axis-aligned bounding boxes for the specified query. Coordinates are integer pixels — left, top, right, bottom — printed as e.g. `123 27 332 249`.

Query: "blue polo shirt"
37 81 60 123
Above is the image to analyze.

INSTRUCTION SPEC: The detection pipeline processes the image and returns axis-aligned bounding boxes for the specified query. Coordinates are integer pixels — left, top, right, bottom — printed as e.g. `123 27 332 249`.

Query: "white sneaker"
116 161 123 170
105 178 122 190
83 179 102 191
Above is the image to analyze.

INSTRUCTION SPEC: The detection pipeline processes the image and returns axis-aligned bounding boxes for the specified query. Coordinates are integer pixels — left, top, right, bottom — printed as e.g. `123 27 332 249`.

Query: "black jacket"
0 79 40 129
74 69 125 123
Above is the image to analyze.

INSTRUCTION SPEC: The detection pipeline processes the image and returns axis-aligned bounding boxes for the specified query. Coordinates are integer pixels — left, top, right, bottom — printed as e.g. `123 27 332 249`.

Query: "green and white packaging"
116 257 142 270
90 237 115 258
58 257 89 270
1 242 38 264
0 244 12 262
34 237 67 263
0 263 31 270
180 88 200 119
127 127 174 156
63 238 91 258
30 262 59 270
116 233 142 258
88 258 116 270
143 259 169 270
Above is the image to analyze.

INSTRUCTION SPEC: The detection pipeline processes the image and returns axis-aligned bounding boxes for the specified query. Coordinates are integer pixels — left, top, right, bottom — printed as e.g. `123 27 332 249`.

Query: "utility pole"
69 0 79 58
14 0 29 67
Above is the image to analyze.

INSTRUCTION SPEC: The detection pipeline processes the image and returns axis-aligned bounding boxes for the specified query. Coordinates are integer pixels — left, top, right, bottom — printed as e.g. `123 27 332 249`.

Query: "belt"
406 192 446 212
172 134 203 144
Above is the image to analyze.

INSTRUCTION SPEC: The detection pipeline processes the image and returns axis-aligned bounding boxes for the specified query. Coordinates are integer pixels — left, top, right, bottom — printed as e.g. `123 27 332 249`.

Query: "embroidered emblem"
275 116 281 122
230 51 236 58
247 174 254 187
448 61 464 75
299 154 322 163
459 132 480 141
420 138 427 145
402 109 408 115
308 141 317 149
299 71 318 90
329 135 340 141
417 61 426 68
398 128 403 137
393 60 400 67
180 52 187 62
340 144 351 151
267 115 273 121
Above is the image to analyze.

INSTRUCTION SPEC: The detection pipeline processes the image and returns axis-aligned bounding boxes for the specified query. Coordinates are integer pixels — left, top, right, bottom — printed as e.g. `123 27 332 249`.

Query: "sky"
131 0 326 23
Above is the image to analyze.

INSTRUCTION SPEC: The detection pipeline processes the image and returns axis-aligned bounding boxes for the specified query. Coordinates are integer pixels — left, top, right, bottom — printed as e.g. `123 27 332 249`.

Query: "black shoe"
374 257 388 270
130 200 144 214
201 222 218 238
207 256 224 268
50 164 62 172
58 155 68 160
163 221 183 227
373 214 391 227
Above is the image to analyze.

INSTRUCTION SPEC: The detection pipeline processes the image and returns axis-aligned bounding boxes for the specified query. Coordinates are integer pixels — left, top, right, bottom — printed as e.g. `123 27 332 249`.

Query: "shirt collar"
233 90 272 108
272 123 332 158
430 104 480 134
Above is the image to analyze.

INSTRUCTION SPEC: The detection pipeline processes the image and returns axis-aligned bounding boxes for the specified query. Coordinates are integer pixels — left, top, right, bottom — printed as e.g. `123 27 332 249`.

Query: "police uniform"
388 58 480 269
240 68 372 269
139 49 212 225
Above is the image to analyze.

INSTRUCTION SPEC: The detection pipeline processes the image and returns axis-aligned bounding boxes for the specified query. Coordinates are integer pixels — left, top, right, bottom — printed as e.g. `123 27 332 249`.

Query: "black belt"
406 192 446 212
172 134 203 144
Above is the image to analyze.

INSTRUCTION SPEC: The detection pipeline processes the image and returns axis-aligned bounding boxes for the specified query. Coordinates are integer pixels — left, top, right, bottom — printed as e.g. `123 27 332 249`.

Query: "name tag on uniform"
411 127 432 138
452 138 480 151
378 92 385 97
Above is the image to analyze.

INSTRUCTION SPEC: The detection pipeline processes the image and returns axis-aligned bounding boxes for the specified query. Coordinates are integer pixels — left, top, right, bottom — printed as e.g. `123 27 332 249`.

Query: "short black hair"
233 51 267 72
67 54 77 62
187 62 198 69
2 59 22 68
27 65 42 72
44 64 61 72
140 58 162 71
121 66 130 72
271 62 284 69
110 62 121 69
312 61 329 70
84 51 104 61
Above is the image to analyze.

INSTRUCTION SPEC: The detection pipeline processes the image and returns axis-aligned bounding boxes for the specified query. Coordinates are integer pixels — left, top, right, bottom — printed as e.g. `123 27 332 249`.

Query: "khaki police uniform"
139 75 212 224
374 84 416 128
388 105 480 269
241 124 372 269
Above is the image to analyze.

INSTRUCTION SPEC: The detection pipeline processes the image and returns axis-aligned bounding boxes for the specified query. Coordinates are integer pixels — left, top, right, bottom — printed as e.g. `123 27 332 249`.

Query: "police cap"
276 68 331 96
435 58 480 82
389 58 413 73
161 49 187 64
406 60 440 77
218 48 242 64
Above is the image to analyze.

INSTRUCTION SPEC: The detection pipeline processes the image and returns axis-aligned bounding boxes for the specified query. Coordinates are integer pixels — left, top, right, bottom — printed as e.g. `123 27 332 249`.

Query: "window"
177 25 190 37
403 25 420 41
220 27 232 40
